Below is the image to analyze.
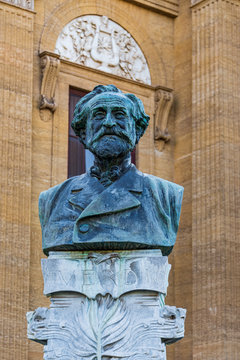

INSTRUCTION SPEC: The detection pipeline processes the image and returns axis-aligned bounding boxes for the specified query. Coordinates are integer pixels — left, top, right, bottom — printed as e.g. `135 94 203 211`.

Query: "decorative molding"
42 250 171 298
39 52 60 121
191 0 240 8
1 0 34 10
27 251 186 358
154 88 173 150
190 0 206 6
55 15 151 85
122 0 179 17
27 296 186 359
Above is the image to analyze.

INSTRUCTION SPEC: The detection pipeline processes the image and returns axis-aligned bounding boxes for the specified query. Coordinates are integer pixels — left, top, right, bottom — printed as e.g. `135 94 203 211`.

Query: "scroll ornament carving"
154 89 173 150
39 53 60 121
55 15 151 85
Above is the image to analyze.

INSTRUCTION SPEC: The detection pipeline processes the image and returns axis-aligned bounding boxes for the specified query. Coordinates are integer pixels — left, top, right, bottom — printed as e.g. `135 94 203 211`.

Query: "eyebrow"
92 106 106 113
112 106 127 112
91 105 128 113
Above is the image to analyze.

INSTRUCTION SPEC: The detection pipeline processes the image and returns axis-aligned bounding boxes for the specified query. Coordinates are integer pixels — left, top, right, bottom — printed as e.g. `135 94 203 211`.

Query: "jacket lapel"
71 165 143 219
68 174 105 210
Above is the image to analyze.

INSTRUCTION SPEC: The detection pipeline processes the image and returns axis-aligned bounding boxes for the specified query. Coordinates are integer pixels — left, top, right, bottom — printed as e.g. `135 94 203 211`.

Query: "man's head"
72 85 149 159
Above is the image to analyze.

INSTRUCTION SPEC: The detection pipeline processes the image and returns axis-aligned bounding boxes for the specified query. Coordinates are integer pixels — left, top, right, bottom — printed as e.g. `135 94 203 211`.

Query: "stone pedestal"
27 250 186 359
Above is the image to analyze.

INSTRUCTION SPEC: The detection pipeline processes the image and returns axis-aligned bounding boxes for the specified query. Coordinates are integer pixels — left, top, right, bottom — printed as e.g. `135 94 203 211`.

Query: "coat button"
79 224 89 233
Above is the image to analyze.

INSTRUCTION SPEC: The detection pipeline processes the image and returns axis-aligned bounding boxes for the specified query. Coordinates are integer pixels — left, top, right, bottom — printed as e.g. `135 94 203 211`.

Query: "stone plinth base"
27 250 186 359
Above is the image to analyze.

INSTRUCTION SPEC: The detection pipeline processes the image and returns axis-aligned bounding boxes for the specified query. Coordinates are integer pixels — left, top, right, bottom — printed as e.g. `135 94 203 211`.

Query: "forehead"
87 93 133 112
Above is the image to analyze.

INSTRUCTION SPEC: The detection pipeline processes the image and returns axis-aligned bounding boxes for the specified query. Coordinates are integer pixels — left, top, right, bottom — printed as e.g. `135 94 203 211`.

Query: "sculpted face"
85 93 136 159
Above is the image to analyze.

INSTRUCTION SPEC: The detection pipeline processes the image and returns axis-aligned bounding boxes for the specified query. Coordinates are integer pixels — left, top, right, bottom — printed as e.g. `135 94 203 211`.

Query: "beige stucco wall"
0 2 34 359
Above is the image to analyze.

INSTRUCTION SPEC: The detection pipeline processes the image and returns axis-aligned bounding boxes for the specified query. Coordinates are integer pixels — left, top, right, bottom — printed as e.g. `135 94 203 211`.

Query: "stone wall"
192 0 240 357
0 2 34 359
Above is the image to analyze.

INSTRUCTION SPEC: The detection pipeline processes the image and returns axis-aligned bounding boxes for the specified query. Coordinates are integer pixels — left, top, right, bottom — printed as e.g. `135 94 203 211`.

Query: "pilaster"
0 2 34 359
192 0 240 358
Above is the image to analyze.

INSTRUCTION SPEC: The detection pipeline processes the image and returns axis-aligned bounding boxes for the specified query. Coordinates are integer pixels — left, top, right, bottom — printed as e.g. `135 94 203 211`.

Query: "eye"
114 110 126 119
93 110 106 120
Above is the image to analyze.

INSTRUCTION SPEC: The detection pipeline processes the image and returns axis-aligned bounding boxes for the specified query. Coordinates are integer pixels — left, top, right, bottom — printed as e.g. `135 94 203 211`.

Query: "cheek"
94 122 102 133
128 123 136 139
116 120 126 129
86 122 100 139
125 119 135 132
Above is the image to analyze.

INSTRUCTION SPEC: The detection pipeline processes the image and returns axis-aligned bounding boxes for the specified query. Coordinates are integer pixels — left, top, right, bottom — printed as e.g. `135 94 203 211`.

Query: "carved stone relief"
55 15 151 85
27 296 186 360
42 250 171 298
2 0 34 10
39 53 60 121
27 251 186 360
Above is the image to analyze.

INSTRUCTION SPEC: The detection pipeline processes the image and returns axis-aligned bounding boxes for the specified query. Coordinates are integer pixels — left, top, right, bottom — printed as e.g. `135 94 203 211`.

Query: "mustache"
92 127 132 144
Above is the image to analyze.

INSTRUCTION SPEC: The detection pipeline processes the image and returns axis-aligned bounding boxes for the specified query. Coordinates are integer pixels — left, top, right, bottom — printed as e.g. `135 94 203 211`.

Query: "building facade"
0 0 239 359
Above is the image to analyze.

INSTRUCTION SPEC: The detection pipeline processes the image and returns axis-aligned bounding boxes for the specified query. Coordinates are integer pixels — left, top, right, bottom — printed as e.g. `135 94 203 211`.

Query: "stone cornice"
191 0 240 9
122 0 178 17
40 51 172 93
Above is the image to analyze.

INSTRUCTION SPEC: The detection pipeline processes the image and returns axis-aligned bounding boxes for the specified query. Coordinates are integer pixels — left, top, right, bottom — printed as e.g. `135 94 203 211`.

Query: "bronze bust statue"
39 85 183 255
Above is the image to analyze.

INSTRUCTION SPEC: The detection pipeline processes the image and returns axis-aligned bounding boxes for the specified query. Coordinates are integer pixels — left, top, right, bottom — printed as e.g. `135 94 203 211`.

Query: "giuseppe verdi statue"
39 85 183 256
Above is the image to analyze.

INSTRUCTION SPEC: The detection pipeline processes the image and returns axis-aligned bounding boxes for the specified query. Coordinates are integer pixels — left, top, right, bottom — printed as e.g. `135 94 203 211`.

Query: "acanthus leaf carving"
27 295 186 360
39 53 60 121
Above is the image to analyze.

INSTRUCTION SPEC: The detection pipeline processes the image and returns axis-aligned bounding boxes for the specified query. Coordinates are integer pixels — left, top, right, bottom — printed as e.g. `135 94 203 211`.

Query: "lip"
93 132 129 143
100 134 120 138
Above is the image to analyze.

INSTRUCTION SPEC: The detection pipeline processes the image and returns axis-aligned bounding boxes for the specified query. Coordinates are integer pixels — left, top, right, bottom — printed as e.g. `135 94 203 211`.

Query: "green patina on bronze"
39 85 183 256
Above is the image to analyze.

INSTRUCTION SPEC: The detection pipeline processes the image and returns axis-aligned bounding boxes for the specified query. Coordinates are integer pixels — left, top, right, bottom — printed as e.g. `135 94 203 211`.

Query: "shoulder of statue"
39 173 88 205
142 172 184 197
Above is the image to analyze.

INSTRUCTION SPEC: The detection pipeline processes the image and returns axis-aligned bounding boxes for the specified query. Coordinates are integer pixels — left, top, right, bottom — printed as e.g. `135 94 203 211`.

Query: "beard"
88 135 133 159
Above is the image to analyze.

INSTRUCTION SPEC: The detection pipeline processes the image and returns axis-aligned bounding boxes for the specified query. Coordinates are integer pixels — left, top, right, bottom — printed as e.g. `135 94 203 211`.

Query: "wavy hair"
71 85 150 145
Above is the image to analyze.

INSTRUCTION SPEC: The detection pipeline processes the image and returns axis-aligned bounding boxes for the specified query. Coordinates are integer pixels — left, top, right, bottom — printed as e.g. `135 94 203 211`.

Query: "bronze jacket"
39 165 183 256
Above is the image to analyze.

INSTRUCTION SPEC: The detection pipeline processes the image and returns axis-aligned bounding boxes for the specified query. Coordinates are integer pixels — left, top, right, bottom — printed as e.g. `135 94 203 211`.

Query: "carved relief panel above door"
55 15 151 85
1 0 34 10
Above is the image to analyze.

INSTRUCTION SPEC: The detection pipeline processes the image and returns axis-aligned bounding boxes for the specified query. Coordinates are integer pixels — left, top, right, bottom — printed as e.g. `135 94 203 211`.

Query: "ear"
78 129 87 148
135 126 144 144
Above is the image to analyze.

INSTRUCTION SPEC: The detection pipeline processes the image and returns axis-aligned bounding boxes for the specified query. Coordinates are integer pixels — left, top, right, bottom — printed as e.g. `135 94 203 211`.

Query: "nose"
102 113 116 128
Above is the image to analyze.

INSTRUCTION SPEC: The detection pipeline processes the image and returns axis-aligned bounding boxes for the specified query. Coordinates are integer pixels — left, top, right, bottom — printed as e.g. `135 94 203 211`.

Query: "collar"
68 164 143 214
70 164 143 193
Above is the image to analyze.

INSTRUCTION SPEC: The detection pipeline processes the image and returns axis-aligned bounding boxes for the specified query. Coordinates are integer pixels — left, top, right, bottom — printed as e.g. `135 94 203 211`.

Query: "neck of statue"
94 153 131 173
90 153 132 187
